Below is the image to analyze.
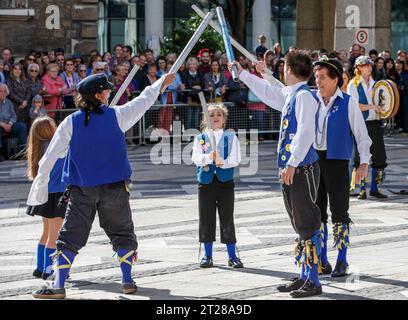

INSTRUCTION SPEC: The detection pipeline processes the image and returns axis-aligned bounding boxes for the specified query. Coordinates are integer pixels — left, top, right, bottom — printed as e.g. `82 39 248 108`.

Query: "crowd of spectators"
0 40 407 160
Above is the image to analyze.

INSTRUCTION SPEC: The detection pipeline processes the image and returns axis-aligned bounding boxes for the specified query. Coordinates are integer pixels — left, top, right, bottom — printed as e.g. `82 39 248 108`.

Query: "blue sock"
54 250 75 289
226 243 236 259
337 246 348 263
307 263 321 287
336 224 349 264
43 247 56 274
204 242 213 258
36 244 45 272
118 249 135 284
321 224 328 265
371 168 378 193
300 264 307 281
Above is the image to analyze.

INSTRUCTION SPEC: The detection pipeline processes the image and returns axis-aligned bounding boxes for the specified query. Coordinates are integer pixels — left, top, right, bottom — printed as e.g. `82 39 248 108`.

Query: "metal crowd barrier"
48 99 282 147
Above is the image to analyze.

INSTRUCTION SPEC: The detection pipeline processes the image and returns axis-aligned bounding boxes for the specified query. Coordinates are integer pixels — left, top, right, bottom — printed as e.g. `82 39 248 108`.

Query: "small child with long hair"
26 116 68 280
192 103 243 268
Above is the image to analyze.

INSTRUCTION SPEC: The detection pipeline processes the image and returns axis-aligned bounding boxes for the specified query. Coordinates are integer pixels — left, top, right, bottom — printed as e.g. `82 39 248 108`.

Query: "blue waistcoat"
357 83 369 120
312 91 354 160
196 131 235 184
49 158 68 193
62 106 132 187
277 84 318 169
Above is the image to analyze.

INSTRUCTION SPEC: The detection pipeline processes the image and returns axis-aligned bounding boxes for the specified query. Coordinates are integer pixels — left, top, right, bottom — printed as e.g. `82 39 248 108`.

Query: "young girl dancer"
192 103 243 268
26 116 67 280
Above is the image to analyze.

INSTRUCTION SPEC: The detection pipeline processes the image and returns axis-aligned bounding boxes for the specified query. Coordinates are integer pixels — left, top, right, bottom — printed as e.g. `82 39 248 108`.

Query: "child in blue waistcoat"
192 103 243 268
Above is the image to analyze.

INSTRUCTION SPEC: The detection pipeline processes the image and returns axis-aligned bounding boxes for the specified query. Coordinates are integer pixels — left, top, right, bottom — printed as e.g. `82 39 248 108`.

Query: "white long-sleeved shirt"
239 70 318 168
314 88 372 164
27 77 165 206
347 78 377 121
192 129 241 169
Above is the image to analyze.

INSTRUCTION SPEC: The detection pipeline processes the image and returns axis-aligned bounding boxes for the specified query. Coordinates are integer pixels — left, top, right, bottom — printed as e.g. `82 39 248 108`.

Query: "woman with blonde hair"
26 116 68 280
192 102 243 269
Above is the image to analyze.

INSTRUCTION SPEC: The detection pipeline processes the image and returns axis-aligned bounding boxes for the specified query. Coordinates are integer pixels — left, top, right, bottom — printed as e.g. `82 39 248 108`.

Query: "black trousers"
57 181 138 254
316 151 351 225
355 120 387 169
198 176 237 244
281 162 321 240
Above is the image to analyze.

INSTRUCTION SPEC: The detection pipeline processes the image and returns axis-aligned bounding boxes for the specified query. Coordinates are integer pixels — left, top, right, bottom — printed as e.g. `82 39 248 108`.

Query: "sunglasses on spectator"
95 68 104 72
30 70 39 73
27 58 35 61
79 69 86 73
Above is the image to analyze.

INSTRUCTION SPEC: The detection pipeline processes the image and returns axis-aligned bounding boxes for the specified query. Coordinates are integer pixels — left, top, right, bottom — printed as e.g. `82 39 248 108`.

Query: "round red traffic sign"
356 30 368 45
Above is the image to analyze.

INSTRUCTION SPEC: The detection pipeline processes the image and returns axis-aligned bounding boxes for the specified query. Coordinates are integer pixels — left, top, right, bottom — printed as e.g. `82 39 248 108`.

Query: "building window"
0 0 34 17
99 0 138 53
271 0 297 51
391 0 408 55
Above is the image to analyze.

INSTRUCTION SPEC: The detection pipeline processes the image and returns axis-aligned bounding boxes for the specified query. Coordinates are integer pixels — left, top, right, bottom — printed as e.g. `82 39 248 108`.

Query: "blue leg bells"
289 231 323 298
332 223 350 277
200 242 214 268
369 168 388 199
358 177 367 200
319 223 332 275
32 250 76 299
118 249 138 294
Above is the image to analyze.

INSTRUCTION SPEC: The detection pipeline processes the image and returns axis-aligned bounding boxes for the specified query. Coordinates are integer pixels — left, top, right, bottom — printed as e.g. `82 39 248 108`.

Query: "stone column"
252 0 272 50
334 0 391 52
145 0 163 55
296 0 336 51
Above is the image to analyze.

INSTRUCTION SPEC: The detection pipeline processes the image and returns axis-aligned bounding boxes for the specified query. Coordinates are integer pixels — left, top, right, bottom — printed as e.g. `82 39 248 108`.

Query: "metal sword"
198 91 216 151
109 64 140 107
160 11 214 94
216 6 239 82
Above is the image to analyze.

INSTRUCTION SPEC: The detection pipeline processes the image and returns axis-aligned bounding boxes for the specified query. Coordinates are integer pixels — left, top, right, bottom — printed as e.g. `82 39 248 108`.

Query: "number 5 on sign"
356 29 368 45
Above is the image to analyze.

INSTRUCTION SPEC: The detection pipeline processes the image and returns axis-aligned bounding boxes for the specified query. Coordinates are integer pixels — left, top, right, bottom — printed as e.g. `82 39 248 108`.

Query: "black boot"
32 269 43 279
331 261 349 277
358 190 367 200
369 190 388 199
290 280 323 298
277 278 305 292
200 256 213 268
32 283 66 299
228 257 244 268
319 261 333 275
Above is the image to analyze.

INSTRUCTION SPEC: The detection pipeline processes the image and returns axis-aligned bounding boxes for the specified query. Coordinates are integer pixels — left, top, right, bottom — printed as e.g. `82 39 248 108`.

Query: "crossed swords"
110 5 285 149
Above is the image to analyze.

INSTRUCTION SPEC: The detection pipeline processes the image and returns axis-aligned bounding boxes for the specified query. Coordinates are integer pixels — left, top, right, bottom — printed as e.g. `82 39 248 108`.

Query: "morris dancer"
28 72 175 299
26 116 68 280
232 51 322 298
192 103 243 269
347 56 388 200
312 57 371 277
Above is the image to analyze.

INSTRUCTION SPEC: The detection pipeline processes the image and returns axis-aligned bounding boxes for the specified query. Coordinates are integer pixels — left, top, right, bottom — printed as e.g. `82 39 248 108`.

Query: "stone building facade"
0 0 99 57
0 0 399 59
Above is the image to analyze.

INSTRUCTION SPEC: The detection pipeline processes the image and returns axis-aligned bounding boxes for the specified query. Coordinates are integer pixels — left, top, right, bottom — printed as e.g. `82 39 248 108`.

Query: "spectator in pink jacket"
41 64 68 118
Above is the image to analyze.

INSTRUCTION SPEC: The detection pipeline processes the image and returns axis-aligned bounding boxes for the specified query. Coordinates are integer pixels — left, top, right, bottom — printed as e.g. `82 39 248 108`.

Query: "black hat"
77 73 115 97
313 56 344 88
54 47 65 55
